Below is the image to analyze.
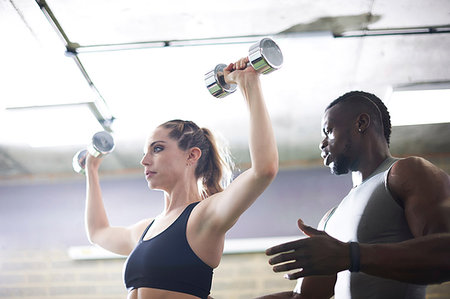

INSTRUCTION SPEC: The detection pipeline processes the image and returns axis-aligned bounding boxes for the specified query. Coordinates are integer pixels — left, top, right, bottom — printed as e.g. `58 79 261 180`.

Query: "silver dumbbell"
205 37 283 98
72 131 115 174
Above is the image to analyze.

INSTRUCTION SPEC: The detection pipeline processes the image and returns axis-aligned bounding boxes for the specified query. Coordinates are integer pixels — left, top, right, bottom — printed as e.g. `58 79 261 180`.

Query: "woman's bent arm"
85 155 148 255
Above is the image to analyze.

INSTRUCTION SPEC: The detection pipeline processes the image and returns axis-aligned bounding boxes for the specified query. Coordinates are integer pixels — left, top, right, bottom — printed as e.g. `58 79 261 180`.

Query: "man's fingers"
283 270 306 280
265 238 305 256
268 251 304 266
272 260 303 273
297 218 325 237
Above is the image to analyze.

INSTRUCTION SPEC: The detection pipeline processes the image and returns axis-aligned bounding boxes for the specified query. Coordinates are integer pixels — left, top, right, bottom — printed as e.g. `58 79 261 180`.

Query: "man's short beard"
330 139 353 175
330 156 351 175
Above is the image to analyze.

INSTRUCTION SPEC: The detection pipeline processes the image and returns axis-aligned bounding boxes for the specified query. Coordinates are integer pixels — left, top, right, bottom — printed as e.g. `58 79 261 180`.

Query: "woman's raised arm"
205 57 279 232
84 155 150 256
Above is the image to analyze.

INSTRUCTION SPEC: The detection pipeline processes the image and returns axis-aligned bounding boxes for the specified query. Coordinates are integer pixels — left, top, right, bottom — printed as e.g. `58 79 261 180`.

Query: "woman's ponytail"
160 120 234 198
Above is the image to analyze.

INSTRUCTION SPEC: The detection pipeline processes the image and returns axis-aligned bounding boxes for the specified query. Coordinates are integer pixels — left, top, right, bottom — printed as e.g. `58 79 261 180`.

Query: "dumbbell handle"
72 131 115 174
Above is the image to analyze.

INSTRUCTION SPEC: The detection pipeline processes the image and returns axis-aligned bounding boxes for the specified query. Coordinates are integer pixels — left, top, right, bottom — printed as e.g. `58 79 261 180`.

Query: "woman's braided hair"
159 119 234 198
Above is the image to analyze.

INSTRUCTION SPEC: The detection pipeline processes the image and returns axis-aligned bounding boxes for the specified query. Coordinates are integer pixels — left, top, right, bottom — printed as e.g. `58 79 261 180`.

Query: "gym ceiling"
0 0 449 180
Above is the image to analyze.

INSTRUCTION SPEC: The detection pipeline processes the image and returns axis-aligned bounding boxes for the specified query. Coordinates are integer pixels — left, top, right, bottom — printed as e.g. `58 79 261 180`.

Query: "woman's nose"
141 154 150 166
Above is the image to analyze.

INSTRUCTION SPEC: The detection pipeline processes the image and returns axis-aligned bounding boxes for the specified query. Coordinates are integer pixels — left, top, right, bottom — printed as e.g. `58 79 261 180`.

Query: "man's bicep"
389 157 450 236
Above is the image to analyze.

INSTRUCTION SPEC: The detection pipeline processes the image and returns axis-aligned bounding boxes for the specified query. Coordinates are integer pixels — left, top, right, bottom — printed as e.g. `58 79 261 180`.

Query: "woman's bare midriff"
127 288 201 299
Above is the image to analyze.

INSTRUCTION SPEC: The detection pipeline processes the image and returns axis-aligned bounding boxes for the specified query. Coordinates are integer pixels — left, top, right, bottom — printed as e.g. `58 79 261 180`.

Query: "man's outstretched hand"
265 219 350 279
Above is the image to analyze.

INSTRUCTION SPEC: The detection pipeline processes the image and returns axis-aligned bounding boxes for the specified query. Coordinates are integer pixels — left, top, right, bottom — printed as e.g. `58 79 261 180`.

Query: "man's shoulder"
390 156 434 176
388 155 448 198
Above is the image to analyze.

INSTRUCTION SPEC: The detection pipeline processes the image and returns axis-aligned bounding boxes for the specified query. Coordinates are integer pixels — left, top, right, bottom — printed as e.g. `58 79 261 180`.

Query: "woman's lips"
145 171 156 179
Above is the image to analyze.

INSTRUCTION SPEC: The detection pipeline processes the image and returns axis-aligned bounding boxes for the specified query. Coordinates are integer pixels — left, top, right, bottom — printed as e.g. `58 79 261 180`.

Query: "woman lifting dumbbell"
83 40 280 299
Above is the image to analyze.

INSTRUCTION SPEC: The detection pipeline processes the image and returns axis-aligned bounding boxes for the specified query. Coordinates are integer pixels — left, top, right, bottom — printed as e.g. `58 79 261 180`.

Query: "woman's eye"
153 146 163 153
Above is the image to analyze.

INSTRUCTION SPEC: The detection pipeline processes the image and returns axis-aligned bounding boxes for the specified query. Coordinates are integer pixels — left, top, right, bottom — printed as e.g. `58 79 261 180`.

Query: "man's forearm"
360 233 450 284
254 275 335 299
254 291 300 299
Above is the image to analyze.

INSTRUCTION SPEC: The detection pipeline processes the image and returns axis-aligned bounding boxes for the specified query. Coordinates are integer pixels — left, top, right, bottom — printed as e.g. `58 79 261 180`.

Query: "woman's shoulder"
129 217 154 241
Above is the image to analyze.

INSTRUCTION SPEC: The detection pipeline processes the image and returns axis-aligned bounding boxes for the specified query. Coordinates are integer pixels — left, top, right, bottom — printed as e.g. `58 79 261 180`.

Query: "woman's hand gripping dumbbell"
72 131 115 174
204 37 283 98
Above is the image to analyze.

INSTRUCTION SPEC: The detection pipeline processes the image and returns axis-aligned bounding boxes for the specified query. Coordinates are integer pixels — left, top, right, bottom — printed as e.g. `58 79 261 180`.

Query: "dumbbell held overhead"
72 131 115 174
205 37 283 98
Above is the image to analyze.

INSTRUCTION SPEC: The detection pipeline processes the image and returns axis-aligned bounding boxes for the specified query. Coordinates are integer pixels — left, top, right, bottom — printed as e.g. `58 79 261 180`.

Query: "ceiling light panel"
387 88 450 126
0 104 105 147
0 0 94 108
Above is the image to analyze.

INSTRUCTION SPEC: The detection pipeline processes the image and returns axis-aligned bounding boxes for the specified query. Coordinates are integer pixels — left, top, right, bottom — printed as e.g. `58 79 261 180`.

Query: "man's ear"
187 147 202 164
356 113 370 133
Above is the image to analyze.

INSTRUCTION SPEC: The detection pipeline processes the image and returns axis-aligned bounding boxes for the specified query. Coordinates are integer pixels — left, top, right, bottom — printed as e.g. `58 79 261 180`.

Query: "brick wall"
1 161 449 298
1 249 449 299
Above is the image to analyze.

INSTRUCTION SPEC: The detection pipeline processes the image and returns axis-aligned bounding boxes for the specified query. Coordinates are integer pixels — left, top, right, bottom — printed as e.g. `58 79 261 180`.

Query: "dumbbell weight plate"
248 38 283 74
88 131 115 157
205 63 238 98
72 149 87 174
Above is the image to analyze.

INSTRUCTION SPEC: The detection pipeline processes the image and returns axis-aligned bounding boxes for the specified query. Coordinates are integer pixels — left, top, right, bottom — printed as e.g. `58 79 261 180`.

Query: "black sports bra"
123 202 213 298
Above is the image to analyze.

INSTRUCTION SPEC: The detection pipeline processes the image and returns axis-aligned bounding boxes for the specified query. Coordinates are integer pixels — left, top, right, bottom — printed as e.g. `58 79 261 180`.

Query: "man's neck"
351 152 391 187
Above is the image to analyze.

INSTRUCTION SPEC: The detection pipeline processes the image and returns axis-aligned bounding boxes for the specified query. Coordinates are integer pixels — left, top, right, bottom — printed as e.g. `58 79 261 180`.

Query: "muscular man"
258 91 450 299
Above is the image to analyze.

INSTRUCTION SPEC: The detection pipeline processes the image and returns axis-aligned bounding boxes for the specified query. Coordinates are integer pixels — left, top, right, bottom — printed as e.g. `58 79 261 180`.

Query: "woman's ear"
187 147 202 164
